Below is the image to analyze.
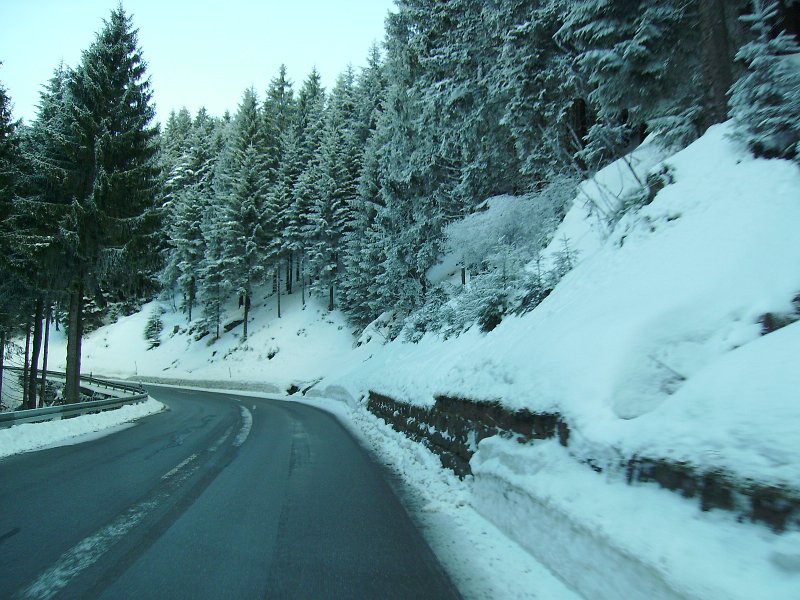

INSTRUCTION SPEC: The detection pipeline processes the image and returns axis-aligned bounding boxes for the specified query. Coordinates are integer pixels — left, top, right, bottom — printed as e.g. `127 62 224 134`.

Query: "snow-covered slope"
322 122 800 488
35 122 800 599
45 121 800 491
46 289 359 393
311 122 800 599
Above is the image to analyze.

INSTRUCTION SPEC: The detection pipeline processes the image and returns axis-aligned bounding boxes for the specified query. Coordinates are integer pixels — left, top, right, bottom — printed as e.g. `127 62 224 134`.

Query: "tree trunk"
277 265 282 319
23 319 31 409
65 283 84 404
328 283 334 312
242 291 249 342
28 297 44 409
301 257 306 307
699 0 735 132
0 330 5 406
286 253 293 295
40 302 51 406
461 266 466 286
188 276 195 322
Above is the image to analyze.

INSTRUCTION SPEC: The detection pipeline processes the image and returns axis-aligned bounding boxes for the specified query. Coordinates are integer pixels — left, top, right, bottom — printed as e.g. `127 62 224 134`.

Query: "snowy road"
0 385 460 599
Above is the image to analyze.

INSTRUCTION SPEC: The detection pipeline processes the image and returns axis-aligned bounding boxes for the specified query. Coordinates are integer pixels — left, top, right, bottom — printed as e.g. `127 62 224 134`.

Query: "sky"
0 0 396 125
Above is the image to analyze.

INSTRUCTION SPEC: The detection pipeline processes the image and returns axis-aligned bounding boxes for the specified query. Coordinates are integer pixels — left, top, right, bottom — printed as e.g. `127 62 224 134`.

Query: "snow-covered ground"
316 123 800 599
0 398 164 459
45 289 357 394
14 122 800 598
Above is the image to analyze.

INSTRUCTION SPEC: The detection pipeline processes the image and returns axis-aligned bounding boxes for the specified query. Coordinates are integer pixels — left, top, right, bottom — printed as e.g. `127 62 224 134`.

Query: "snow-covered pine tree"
558 0 702 166
262 65 296 298
217 88 271 341
7 67 81 409
0 65 19 210
63 6 160 402
160 108 221 322
368 4 449 322
305 68 361 311
161 108 194 184
198 200 228 341
339 49 389 324
729 0 800 161
285 70 326 302
488 0 577 185
354 44 387 146
0 68 22 377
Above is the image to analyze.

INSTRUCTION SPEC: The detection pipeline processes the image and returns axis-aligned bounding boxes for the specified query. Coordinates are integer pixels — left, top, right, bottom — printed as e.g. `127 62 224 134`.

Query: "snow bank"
472 437 800 600
0 397 164 458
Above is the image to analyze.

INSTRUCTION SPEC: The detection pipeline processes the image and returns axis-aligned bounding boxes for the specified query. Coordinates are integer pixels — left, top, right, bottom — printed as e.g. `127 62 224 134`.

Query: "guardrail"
0 367 147 428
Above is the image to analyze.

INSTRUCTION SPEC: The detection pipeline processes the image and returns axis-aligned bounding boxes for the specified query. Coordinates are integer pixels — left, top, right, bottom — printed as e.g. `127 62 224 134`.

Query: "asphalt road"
0 386 461 599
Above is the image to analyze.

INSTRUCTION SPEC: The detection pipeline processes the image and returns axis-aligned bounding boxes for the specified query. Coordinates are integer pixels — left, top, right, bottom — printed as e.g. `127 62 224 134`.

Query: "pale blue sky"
0 0 395 125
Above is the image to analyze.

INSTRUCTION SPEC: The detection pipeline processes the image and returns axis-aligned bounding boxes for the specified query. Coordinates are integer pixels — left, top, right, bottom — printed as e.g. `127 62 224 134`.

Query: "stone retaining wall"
367 391 800 532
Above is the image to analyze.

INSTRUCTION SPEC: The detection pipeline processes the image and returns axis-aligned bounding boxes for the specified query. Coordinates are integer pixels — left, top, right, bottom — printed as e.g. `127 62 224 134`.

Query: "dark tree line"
1 6 159 405
1 1 799 405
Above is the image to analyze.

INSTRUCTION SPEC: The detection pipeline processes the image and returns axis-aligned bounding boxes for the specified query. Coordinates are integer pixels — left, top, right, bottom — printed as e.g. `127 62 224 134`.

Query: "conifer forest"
1 0 799 407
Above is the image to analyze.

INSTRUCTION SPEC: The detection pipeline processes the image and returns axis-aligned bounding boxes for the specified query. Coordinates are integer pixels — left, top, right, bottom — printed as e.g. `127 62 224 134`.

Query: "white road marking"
208 426 233 453
17 502 158 599
233 407 252 448
160 453 198 480
16 461 200 600
16 422 242 599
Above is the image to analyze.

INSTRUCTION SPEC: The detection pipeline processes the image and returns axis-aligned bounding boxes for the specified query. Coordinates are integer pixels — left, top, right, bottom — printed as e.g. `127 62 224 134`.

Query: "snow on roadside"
322 122 800 488
275 392 582 600
472 437 800 600
0 398 164 459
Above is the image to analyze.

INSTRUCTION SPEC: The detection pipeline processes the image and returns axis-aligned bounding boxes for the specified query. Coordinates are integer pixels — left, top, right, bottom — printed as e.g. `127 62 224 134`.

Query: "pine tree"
729 0 800 161
285 69 326 301
340 49 389 323
198 201 228 341
263 65 297 299
558 0 703 165
62 5 160 402
305 69 361 310
0 65 19 209
217 88 271 340
161 108 220 321
487 0 577 185
0 67 23 390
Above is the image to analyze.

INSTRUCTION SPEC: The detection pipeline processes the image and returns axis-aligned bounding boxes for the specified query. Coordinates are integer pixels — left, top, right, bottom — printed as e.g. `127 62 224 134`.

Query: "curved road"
0 386 460 599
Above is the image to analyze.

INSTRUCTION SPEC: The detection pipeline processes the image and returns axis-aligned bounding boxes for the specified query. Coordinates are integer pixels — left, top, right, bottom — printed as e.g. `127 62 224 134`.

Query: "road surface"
0 385 461 599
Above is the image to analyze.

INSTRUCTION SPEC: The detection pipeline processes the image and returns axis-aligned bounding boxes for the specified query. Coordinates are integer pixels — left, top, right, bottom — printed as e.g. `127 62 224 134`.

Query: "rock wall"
367 391 800 532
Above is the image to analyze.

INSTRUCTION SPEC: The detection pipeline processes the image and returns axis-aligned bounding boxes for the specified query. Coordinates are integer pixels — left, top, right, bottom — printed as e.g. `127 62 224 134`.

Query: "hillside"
37 121 800 599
